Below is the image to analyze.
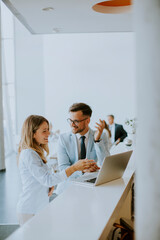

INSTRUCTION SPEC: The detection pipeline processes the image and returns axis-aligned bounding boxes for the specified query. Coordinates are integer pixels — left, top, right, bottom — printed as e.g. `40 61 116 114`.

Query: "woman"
103 121 112 150
17 115 98 225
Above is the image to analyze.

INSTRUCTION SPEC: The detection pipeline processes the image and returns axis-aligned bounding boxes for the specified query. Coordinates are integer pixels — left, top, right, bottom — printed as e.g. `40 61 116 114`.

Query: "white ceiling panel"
2 0 133 34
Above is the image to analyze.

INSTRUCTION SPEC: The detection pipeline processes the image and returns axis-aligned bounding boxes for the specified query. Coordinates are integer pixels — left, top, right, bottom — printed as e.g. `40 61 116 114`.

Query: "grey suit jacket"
58 128 110 170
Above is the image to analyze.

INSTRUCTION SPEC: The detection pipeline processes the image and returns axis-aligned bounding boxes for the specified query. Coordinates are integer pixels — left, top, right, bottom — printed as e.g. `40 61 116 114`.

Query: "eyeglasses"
67 118 88 125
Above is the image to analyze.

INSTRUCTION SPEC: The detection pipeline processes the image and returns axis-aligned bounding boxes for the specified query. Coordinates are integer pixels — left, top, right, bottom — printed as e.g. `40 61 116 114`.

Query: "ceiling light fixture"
92 0 132 14
42 7 54 11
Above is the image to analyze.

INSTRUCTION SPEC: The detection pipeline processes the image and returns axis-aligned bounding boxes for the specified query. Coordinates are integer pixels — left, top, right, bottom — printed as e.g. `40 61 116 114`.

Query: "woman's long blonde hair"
104 121 111 138
18 115 49 164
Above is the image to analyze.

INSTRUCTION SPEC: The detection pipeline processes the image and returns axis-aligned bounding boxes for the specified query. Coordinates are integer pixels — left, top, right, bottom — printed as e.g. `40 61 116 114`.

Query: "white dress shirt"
76 131 89 159
109 123 115 144
17 149 67 214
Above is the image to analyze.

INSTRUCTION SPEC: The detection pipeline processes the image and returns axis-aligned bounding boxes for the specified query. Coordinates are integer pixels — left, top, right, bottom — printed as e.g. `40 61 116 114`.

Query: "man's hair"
69 103 92 117
108 114 114 119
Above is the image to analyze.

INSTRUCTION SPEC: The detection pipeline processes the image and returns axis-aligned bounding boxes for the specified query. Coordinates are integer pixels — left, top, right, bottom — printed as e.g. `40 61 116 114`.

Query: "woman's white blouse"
103 129 112 150
17 149 67 214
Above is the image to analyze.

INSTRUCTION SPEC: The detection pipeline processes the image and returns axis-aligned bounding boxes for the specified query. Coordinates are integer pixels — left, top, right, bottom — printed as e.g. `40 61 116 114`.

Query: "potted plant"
125 118 136 134
124 118 137 146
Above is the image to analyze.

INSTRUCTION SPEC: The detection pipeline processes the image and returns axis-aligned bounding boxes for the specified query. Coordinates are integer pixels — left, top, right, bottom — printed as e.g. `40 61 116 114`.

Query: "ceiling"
2 0 133 34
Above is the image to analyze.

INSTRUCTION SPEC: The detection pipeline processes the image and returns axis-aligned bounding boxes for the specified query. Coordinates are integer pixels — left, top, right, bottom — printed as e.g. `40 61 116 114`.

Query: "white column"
0 6 5 170
135 0 160 239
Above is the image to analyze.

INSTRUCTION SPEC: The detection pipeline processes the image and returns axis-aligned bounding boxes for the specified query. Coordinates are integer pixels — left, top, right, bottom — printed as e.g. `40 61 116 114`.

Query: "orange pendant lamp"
92 0 132 14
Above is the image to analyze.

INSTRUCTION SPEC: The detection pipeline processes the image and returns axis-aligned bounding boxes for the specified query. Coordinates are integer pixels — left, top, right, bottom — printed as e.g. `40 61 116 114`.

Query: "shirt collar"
76 130 89 140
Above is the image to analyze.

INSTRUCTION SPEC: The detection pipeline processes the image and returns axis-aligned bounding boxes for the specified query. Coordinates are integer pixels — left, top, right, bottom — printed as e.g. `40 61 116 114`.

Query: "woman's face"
33 121 50 145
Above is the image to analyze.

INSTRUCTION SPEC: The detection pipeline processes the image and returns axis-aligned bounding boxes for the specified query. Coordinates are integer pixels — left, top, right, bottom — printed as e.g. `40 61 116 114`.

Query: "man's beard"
71 126 85 134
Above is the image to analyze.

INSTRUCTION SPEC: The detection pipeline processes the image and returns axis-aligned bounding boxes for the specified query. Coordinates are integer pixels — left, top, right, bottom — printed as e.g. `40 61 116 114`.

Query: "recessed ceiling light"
42 7 54 11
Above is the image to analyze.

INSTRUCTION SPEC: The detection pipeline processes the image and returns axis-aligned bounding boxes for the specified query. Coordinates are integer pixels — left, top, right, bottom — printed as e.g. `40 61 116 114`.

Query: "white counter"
6 172 134 240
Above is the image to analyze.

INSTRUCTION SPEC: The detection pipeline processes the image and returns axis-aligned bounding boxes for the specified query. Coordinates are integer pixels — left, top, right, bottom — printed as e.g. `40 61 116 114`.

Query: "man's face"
108 116 114 125
68 111 90 134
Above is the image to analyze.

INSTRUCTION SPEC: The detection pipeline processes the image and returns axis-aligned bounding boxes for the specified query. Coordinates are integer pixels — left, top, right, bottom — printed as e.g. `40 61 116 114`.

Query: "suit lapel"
71 132 79 162
115 124 118 140
86 129 94 158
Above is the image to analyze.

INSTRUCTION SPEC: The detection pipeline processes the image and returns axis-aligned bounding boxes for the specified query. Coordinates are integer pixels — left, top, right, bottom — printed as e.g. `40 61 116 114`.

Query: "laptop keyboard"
86 178 97 183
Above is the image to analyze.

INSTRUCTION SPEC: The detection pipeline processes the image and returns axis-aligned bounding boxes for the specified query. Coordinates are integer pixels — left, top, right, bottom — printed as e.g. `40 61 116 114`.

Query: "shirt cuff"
60 169 68 180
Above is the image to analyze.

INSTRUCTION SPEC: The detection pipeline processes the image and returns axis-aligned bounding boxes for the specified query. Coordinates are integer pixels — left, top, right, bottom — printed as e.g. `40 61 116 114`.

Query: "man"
107 114 127 145
56 103 110 194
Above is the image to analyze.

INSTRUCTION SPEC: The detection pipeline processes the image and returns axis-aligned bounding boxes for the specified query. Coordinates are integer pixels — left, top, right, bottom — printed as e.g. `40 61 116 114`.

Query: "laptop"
73 150 133 186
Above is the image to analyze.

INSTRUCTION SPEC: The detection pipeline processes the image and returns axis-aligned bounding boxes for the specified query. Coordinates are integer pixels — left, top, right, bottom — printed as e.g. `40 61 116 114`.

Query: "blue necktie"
80 136 86 159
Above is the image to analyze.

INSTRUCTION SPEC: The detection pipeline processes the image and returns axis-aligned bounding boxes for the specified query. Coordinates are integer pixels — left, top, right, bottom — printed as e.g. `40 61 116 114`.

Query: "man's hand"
94 119 105 141
115 138 121 145
48 186 54 197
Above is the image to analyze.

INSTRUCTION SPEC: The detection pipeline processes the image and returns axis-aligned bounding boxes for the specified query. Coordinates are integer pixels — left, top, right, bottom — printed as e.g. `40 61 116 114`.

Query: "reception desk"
6 171 134 240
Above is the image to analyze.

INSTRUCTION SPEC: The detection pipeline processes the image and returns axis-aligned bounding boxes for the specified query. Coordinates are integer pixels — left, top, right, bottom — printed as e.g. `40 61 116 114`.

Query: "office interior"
0 1 160 239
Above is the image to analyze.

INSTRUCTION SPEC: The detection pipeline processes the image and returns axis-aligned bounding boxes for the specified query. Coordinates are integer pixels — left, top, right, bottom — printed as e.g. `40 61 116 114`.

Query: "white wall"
14 19 45 134
43 32 135 133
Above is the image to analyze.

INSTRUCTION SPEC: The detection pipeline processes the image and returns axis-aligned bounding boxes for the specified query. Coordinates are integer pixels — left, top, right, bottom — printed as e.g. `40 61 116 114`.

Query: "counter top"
6 172 134 240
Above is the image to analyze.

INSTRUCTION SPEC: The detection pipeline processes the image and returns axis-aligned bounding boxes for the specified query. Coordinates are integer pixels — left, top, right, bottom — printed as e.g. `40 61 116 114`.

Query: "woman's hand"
83 164 100 173
73 159 99 172
48 186 54 197
65 159 99 177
